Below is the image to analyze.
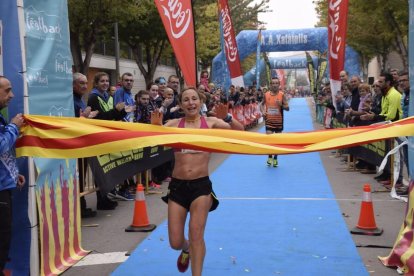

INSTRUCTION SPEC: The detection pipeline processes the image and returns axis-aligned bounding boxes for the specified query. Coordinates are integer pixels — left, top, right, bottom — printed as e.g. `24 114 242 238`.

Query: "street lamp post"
114 22 120 81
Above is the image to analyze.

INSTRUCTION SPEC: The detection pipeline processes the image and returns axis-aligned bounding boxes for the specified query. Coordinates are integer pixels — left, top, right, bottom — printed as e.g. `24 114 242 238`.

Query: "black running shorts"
265 126 282 133
162 176 219 212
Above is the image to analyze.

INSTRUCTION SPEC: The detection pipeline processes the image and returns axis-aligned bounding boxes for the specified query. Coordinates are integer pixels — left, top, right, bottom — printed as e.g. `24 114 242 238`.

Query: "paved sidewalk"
319 149 405 275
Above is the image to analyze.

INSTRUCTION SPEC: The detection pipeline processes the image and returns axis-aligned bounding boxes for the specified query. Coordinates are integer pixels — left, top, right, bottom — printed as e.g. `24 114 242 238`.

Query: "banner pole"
191 0 198 85
16 0 39 275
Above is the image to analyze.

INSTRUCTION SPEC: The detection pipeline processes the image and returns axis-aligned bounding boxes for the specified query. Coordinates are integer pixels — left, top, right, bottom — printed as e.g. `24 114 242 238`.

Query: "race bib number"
267 107 280 115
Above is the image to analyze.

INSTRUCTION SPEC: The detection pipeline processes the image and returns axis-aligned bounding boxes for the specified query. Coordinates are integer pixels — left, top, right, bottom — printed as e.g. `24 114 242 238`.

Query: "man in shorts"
260 77 290 167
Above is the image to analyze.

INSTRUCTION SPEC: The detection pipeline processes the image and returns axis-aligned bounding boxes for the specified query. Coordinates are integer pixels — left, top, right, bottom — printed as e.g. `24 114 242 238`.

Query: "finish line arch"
211 27 361 90
243 55 319 87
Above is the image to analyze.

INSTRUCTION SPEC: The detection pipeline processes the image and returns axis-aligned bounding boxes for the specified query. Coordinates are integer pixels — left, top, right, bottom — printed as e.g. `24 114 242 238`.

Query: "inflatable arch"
243 55 319 86
211 27 361 90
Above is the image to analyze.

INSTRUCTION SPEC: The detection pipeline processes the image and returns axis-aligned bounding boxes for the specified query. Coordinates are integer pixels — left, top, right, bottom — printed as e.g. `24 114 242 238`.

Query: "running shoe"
177 250 190 273
273 159 278 167
149 181 161 189
115 190 134 201
148 181 161 192
266 157 272 166
396 186 409 196
107 189 117 199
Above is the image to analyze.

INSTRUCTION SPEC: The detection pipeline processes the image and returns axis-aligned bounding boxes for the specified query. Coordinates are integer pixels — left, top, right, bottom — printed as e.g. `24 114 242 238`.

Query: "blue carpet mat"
112 98 367 276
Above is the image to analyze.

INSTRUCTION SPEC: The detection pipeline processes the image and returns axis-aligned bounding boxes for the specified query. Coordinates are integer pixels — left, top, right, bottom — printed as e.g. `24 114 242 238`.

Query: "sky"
257 0 319 30
256 0 319 57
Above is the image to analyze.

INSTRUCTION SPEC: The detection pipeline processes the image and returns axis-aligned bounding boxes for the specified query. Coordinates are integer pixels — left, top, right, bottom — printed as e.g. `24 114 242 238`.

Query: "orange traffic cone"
350 184 383 236
125 184 156 232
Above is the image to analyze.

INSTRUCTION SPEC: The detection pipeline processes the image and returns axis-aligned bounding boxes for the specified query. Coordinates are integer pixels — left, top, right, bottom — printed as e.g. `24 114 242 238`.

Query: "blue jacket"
402 90 410 119
73 92 86 118
114 87 134 122
0 114 19 191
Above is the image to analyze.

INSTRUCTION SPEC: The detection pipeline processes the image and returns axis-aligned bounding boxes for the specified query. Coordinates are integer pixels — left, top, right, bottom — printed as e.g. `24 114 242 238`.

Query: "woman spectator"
88 72 126 121
88 72 127 210
346 83 372 126
199 70 210 93
148 83 162 113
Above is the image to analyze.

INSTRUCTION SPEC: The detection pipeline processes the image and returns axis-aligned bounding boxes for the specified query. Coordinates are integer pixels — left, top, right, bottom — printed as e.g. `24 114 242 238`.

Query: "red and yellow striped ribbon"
16 115 414 158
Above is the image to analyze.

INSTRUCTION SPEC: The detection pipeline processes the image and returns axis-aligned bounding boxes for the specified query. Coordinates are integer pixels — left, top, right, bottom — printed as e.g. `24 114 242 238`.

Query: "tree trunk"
70 30 83 73
174 61 184 89
384 8 408 71
393 41 408 71
82 41 95 75
381 53 388 72
148 39 166 83
130 40 166 88
360 54 368 81
131 44 150 87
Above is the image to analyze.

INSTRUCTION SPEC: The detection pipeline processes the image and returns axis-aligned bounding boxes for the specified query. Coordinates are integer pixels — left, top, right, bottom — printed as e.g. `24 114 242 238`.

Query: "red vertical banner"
217 0 245 88
328 0 349 108
154 0 197 86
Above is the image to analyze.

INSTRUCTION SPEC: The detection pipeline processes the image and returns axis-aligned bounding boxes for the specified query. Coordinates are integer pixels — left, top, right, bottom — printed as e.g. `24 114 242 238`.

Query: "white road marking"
219 197 399 202
74 252 129 267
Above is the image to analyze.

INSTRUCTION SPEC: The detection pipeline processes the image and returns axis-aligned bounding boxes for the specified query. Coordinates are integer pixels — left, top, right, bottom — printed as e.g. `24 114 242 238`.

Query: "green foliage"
313 0 408 71
117 0 168 86
194 3 220 69
195 0 270 69
68 0 134 73
68 0 270 81
229 0 270 32
118 0 166 45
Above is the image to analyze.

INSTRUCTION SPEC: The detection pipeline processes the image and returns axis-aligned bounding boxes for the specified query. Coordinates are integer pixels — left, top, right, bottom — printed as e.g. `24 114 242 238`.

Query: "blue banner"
23 0 75 192
23 0 80 273
0 1 31 275
24 1 73 116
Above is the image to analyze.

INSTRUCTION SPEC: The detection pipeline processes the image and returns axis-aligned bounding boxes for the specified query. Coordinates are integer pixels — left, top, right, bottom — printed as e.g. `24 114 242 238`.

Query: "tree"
68 0 133 74
194 3 221 69
68 0 269 87
313 0 408 73
229 0 270 33
195 0 270 70
115 1 169 87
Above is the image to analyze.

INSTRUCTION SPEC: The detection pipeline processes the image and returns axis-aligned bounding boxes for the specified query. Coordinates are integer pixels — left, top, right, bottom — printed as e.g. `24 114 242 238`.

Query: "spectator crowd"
74 70 280 217
316 69 410 196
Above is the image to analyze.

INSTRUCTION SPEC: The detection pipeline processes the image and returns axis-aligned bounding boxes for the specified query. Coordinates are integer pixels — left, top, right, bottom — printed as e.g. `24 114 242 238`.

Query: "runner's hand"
151 110 163 125
215 103 229 120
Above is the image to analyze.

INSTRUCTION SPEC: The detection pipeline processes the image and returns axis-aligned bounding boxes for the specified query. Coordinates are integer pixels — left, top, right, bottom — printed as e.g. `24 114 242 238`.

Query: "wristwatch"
223 113 233 124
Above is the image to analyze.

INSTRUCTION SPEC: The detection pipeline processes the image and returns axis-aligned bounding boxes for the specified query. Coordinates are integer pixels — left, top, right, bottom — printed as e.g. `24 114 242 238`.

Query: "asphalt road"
63 100 407 276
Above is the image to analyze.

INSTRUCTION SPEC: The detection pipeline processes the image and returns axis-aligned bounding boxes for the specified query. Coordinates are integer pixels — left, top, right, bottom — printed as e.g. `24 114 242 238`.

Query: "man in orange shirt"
260 77 290 167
